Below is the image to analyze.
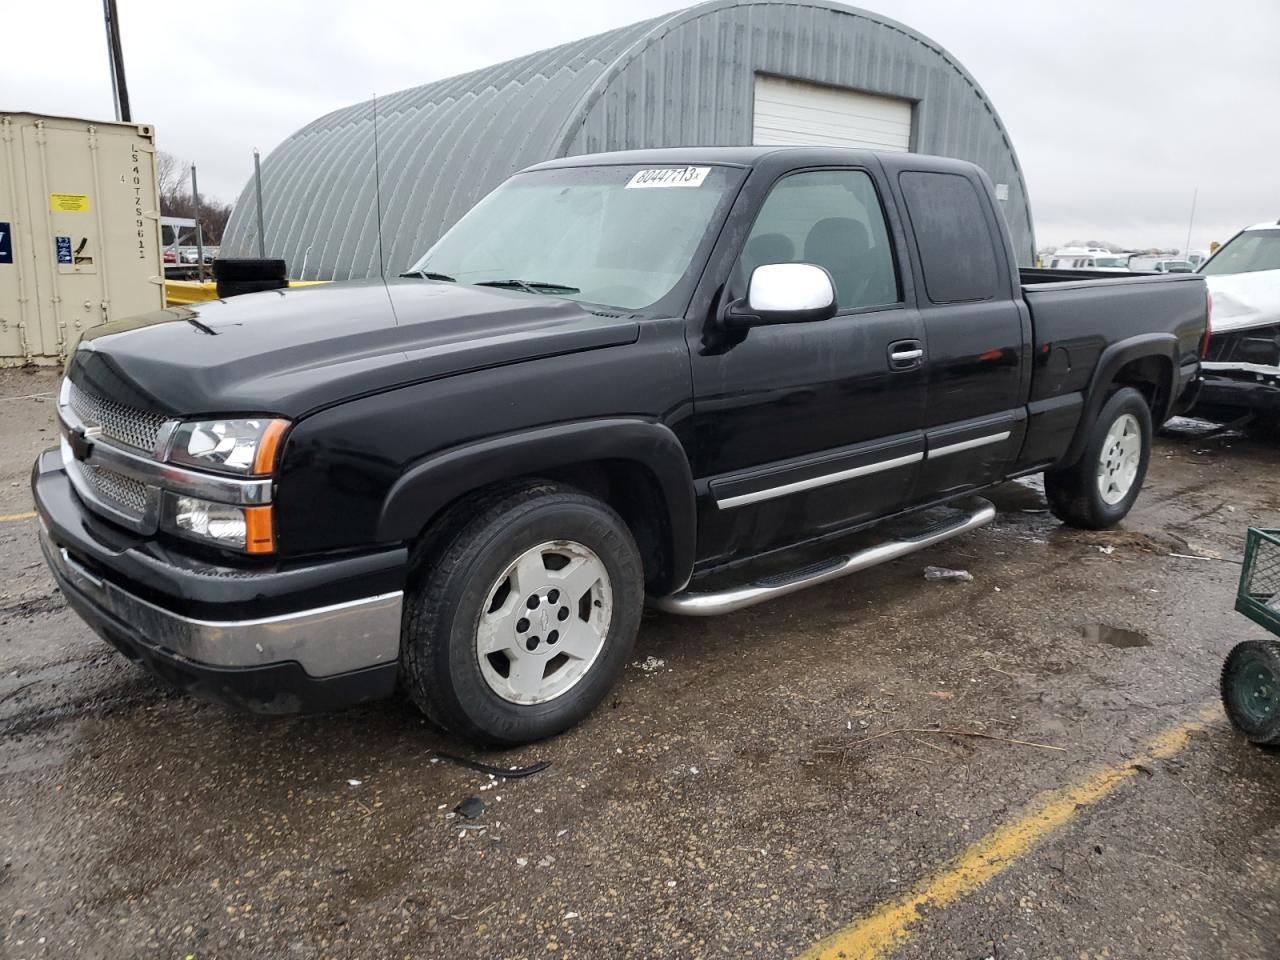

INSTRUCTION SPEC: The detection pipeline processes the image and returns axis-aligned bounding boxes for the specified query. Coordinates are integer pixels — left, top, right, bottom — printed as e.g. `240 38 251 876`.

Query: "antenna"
1182 186 1198 259
372 92 386 279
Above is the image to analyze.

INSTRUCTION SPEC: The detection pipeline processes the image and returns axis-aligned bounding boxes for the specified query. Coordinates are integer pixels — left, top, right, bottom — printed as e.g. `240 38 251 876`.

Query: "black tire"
1221 640 1280 745
216 279 288 299
401 481 643 747
1045 386 1153 529
212 258 287 282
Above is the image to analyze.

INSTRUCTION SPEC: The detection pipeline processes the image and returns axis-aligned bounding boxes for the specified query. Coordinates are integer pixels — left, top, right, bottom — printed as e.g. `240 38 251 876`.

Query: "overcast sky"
4 0 1277 251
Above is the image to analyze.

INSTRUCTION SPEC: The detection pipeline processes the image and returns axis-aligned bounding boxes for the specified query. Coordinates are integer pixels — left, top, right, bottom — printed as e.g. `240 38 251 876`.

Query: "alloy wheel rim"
475 540 612 705
1096 413 1142 505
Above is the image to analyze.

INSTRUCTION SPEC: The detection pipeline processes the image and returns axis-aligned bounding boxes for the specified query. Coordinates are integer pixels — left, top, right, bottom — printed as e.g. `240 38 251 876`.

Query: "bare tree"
197 200 233 244
156 150 189 210
154 150 233 243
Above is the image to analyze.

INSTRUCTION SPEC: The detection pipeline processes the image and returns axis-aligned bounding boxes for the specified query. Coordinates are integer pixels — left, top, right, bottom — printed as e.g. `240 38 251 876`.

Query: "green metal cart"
1222 528 1280 745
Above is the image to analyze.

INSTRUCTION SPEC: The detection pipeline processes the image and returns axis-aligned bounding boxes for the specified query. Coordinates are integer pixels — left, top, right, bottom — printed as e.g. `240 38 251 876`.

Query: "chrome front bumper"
39 523 403 678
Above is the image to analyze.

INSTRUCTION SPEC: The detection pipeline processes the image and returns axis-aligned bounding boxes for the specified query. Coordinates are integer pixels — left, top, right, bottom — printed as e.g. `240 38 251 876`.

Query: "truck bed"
1019 270 1207 322
1020 270 1207 349
1019 269 1207 410
1019 267 1156 283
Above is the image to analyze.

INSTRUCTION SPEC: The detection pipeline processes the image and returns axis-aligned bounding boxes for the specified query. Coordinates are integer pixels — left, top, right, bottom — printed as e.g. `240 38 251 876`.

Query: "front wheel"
1045 386 1153 529
401 482 644 746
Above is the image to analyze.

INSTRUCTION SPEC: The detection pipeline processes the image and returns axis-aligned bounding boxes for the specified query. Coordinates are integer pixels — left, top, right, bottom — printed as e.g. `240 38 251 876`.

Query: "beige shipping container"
0 112 164 365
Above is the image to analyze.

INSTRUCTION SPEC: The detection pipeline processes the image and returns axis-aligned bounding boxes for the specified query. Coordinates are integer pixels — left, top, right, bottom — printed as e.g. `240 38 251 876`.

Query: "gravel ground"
1 366 1277 959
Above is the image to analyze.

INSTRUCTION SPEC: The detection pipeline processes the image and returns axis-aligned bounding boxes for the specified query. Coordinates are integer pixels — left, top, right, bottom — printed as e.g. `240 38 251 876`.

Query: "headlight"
162 494 275 554
167 418 288 476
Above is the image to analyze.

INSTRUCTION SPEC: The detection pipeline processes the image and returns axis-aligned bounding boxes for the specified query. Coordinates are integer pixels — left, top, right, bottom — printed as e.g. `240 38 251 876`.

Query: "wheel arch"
1060 334 1177 467
378 419 696 595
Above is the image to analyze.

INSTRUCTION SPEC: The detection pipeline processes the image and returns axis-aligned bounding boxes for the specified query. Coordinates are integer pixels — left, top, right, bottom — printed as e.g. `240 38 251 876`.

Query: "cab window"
898 171 1000 303
737 169 900 311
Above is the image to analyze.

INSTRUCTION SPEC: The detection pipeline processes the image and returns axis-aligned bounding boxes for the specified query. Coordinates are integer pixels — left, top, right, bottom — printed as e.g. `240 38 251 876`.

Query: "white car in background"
179 246 219 265
1044 247 1131 271
1128 255 1194 274
1195 220 1280 436
1089 254 1133 272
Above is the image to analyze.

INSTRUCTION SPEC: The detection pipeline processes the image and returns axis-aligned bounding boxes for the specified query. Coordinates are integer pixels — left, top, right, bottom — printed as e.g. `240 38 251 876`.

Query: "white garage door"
752 75 913 152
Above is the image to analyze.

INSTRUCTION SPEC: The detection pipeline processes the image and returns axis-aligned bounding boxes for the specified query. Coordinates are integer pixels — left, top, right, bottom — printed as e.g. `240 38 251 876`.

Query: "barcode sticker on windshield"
625 167 711 189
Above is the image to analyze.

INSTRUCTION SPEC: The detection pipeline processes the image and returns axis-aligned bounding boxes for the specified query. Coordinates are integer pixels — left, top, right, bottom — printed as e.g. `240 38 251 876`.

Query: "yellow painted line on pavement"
796 703 1221 960
0 511 37 523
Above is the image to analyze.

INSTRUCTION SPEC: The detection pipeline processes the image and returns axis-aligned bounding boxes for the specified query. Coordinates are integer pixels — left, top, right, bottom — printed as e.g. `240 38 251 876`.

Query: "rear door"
887 164 1030 501
686 161 928 568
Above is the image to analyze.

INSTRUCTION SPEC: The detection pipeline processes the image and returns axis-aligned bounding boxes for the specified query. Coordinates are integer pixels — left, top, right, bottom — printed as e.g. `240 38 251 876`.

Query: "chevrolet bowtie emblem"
68 426 95 462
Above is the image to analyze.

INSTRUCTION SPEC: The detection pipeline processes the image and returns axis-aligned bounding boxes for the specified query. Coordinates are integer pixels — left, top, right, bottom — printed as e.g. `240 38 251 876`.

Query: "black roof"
527 145 977 176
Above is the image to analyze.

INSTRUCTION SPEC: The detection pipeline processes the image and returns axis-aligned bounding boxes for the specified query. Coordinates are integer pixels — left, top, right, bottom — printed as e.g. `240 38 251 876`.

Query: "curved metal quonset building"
222 0 1034 280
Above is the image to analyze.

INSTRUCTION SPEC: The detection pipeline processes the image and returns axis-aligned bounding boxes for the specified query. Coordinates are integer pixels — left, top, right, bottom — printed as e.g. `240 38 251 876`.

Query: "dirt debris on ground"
0 366 1277 958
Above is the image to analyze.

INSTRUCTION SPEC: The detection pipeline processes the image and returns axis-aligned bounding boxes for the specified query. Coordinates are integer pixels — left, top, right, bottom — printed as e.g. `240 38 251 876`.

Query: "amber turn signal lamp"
244 506 276 554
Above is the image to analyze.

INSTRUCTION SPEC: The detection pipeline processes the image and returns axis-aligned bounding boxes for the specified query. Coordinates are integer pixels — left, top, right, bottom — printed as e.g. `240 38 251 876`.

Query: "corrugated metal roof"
222 0 1034 278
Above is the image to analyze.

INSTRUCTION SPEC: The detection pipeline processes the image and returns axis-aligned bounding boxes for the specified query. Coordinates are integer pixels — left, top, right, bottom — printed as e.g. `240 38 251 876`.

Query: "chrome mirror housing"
726 262 838 329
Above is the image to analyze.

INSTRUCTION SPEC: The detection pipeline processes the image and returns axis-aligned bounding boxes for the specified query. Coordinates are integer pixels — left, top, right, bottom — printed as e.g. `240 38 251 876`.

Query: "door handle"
888 340 925 370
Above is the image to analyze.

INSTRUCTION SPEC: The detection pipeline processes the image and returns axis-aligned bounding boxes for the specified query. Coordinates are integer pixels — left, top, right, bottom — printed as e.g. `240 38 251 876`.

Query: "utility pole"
191 164 205 283
253 149 267 258
102 0 132 123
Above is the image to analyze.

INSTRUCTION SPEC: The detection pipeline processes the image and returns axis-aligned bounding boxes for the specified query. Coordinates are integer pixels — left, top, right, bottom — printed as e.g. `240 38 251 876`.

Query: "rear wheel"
1221 640 1280 745
401 482 643 746
1046 387 1152 529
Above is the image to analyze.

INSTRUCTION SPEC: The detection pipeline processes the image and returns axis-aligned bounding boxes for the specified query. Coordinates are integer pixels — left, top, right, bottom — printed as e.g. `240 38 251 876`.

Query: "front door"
688 166 928 568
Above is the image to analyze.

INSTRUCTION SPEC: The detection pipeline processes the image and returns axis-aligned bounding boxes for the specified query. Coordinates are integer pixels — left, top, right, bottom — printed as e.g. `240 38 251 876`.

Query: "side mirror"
724 262 838 329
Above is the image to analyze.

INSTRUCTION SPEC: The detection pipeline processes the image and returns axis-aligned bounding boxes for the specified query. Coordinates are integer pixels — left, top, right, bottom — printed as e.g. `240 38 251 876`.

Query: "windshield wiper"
474 279 580 295
399 269 456 281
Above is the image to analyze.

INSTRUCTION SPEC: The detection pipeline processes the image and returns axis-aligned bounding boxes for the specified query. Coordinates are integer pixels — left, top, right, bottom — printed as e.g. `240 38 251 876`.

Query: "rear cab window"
898 171 1001 303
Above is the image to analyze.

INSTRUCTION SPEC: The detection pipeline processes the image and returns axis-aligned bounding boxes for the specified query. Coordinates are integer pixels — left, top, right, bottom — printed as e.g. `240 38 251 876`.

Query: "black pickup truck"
32 147 1209 745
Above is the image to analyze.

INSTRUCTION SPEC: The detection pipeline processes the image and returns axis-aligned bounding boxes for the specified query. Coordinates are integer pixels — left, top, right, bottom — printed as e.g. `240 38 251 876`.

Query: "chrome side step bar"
651 497 996 617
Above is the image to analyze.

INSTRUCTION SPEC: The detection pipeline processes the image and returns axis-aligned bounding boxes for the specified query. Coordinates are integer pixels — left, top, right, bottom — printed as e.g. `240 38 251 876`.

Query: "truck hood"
1205 268 1280 334
68 279 640 418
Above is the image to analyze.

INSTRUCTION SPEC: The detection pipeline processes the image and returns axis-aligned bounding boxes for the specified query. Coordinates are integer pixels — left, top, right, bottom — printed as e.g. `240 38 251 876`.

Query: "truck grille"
67 381 168 453
69 457 150 518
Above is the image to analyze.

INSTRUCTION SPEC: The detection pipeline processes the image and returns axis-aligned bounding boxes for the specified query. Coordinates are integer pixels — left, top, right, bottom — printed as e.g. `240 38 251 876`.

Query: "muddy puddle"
1081 623 1152 648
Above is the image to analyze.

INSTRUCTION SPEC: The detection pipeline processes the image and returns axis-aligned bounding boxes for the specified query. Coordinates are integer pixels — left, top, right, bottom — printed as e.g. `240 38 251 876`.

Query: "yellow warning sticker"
50 193 91 213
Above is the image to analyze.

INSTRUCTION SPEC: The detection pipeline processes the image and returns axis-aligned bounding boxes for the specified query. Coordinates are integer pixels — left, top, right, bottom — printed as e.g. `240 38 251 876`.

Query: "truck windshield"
406 164 741 311
1200 229 1280 276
